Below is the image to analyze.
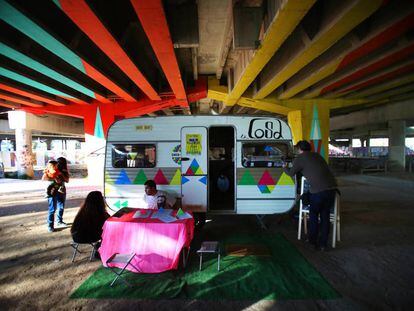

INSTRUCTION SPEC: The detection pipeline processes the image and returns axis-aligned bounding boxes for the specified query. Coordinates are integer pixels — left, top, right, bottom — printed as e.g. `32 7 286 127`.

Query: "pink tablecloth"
99 209 194 273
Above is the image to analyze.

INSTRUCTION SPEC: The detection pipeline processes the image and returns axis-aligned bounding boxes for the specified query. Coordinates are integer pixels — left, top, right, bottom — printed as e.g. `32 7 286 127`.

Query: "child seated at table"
71 191 110 245
143 180 176 209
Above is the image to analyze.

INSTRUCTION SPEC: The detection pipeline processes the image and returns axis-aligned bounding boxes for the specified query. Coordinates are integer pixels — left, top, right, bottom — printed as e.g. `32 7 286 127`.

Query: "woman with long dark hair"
71 191 110 243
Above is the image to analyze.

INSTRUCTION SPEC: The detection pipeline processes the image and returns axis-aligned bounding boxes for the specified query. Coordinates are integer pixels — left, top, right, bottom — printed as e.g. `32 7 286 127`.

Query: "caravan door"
181 127 208 212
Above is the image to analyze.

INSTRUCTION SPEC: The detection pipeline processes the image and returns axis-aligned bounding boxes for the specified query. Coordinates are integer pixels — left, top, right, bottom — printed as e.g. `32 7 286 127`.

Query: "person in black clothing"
283 140 337 251
71 191 110 244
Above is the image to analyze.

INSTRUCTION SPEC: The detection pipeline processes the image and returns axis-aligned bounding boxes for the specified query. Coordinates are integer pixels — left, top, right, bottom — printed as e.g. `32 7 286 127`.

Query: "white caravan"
104 116 296 215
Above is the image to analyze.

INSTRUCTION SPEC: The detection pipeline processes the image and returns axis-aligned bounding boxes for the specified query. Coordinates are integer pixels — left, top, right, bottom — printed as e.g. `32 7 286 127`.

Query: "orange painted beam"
81 61 135 102
0 83 67 106
59 0 160 100
0 99 20 109
122 100 178 118
0 92 44 107
131 0 187 104
23 104 89 119
18 82 207 126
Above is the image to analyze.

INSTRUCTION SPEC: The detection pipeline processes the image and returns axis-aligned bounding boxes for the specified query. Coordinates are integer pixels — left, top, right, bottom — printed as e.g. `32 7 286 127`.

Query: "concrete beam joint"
8 111 83 136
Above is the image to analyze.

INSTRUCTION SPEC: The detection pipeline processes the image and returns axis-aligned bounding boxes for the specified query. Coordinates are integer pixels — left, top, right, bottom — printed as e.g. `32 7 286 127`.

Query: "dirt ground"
0 174 413 310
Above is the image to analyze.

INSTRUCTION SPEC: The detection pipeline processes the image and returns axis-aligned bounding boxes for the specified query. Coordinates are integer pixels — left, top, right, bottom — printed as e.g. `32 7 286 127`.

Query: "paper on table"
157 213 177 223
151 208 173 219
133 209 151 219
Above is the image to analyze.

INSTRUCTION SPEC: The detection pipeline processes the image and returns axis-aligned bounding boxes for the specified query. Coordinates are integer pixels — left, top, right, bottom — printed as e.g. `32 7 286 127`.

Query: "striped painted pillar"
83 104 116 188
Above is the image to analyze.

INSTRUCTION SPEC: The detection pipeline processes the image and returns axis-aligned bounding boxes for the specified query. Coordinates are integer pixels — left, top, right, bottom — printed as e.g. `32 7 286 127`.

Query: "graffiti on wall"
17 144 34 169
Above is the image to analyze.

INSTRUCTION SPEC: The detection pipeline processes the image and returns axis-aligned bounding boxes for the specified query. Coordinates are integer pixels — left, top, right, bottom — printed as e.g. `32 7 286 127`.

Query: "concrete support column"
15 128 34 179
8 111 34 179
388 120 406 171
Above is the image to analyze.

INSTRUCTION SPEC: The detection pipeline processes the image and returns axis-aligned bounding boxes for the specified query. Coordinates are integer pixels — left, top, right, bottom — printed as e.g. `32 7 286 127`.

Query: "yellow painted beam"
227 0 315 105
208 77 368 114
303 38 414 99
253 0 382 99
281 98 367 110
237 97 293 115
347 73 414 98
287 110 303 143
279 8 414 100
207 77 229 103
324 59 414 99
279 58 342 99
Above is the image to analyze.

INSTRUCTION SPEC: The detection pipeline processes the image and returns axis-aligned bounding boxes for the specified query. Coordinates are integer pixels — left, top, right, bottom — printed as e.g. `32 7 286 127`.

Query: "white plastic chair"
297 177 341 248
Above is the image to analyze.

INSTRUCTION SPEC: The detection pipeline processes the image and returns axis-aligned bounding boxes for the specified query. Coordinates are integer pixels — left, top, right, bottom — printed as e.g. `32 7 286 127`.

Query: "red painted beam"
186 76 208 104
59 0 160 101
0 83 67 106
338 62 414 94
321 43 414 95
131 0 187 104
337 12 414 71
319 11 414 96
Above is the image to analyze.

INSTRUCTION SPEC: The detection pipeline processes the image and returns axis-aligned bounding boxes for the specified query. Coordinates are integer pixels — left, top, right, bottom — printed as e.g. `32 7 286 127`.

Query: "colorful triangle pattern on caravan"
153 169 169 185
257 170 275 194
185 159 203 175
170 169 181 185
115 169 131 184
238 170 256 185
276 172 294 186
133 169 147 184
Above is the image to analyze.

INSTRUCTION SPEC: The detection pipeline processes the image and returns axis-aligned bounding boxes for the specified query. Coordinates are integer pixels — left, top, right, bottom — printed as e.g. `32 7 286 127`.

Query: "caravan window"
242 142 289 168
112 144 156 168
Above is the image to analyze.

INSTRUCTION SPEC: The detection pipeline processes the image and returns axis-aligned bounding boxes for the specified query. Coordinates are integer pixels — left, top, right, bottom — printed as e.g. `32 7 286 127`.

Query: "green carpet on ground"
71 233 339 300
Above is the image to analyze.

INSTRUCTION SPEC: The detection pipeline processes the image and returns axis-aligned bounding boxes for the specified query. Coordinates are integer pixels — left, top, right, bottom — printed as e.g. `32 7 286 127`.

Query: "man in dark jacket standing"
283 140 337 250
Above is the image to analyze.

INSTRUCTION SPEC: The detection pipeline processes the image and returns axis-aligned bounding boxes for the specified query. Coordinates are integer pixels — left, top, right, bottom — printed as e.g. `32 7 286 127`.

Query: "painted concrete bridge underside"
0 0 413 156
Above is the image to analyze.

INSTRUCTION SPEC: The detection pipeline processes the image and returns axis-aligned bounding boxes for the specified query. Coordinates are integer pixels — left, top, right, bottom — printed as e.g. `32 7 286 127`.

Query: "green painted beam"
0 42 95 98
0 67 75 98
0 0 86 73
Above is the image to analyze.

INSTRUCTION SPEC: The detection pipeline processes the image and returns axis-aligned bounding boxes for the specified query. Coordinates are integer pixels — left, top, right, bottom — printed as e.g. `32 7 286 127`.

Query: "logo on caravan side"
245 118 283 139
